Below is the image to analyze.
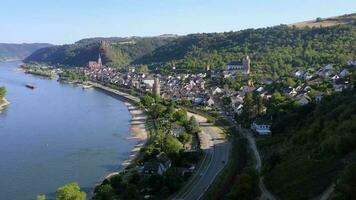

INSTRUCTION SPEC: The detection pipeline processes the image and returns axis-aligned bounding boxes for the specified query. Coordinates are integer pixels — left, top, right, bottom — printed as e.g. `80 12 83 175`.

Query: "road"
241 129 276 200
170 112 230 200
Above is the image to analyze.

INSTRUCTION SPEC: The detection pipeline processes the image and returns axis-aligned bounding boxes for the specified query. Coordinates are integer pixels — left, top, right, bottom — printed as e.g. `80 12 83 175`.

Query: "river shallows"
0 61 136 199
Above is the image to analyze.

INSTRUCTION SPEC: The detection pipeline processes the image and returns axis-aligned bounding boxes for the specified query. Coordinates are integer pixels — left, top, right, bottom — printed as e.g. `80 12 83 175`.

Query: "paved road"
171 113 230 200
241 129 276 200
89 81 140 103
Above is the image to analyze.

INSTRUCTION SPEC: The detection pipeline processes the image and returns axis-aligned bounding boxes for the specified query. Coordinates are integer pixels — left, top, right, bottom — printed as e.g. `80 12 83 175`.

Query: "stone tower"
153 75 160 98
242 55 251 74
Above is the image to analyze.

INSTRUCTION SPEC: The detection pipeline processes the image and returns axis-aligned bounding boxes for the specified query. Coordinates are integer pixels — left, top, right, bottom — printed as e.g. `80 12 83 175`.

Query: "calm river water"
0 61 136 199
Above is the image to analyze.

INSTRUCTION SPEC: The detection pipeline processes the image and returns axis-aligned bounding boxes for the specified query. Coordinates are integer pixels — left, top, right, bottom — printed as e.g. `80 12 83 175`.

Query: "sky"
0 0 355 44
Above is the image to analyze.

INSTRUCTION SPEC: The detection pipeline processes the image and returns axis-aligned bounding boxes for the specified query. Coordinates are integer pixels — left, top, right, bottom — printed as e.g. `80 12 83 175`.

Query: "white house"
207 97 215 107
293 69 304 78
251 122 271 135
212 87 223 95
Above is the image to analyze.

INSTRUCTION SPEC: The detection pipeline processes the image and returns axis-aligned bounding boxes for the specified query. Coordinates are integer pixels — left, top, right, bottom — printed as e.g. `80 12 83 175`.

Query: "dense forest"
0 43 52 61
257 87 356 200
136 23 355 77
24 37 176 68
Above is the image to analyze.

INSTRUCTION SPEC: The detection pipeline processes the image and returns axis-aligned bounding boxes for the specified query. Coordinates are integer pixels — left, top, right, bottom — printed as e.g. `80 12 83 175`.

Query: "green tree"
136 64 149 74
178 132 192 148
36 195 46 200
93 184 115 200
186 116 200 134
164 135 183 154
241 92 254 124
140 94 155 108
0 86 6 99
55 182 86 200
174 109 188 124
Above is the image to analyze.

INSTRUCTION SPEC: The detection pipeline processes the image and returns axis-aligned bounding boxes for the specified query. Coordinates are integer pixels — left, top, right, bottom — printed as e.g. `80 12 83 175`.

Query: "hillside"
0 43 52 61
24 14 355 73
258 88 356 200
290 13 356 28
135 23 355 76
24 37 176 68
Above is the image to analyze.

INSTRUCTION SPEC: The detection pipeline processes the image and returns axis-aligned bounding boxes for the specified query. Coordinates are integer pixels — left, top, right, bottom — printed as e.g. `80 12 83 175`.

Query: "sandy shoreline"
86 83 148 180
0 98 10 112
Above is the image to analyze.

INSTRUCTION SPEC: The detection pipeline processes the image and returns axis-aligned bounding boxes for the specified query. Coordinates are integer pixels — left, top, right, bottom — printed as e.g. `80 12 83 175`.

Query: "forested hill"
259 87 356 200
0 43 52 61
135 23 355 76
24 37 176 68
24 14 355 73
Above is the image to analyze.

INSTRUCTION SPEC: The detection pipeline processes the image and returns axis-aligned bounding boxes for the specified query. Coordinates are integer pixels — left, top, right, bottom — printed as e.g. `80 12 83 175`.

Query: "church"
226 55 251 74
88 54 103 70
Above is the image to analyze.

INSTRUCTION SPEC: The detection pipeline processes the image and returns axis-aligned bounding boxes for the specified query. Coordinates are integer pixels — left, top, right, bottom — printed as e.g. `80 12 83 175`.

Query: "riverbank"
80 82 148 180
0 98 10 112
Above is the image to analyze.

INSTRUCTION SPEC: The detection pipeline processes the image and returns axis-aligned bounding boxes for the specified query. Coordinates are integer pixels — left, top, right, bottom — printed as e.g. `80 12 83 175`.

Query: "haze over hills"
0 43 52 61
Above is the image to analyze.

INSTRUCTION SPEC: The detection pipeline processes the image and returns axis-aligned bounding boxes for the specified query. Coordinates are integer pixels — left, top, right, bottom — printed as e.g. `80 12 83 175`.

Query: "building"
226 55 251 74
251 122 271 135
242 55 251 74
88 54 103 70
143 152 171 175
153 75 160 98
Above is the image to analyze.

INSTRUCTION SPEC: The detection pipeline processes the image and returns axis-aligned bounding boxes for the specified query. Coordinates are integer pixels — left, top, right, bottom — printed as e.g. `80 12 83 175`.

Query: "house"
143 152 171 175
293 69 304 78
324 64 334 70
171 124 185 137
285 87 297 97
251 122 271 135
347 59 356 66
207 97 215 107
334 84 345 92
212 87 223 95
304 73 314 81
143 75 155 88
339 69 349 78
296 93 311 105
194 97 204 105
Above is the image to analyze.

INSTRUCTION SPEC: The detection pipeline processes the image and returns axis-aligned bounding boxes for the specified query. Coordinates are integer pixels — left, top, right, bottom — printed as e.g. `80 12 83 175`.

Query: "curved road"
171 113 230 200
241 129 276 200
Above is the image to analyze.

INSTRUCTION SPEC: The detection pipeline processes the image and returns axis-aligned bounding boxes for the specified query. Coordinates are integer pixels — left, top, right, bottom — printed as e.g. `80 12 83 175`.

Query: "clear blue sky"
1 0 355 44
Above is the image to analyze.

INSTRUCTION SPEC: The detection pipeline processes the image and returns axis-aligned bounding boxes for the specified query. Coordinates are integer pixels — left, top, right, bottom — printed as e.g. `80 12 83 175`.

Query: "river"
0 61 136 199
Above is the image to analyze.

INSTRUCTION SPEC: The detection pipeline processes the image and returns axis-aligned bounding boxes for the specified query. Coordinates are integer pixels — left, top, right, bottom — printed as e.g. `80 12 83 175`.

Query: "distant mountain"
290 13 356 28
0 43 53 61
24 37 176 68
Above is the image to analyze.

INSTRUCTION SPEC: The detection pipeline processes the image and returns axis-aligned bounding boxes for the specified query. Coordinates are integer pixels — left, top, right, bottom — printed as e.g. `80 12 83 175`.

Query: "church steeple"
98 53 102 68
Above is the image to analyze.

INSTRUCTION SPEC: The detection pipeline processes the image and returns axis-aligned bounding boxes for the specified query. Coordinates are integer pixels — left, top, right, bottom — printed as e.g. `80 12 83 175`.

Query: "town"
52 53 356 136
